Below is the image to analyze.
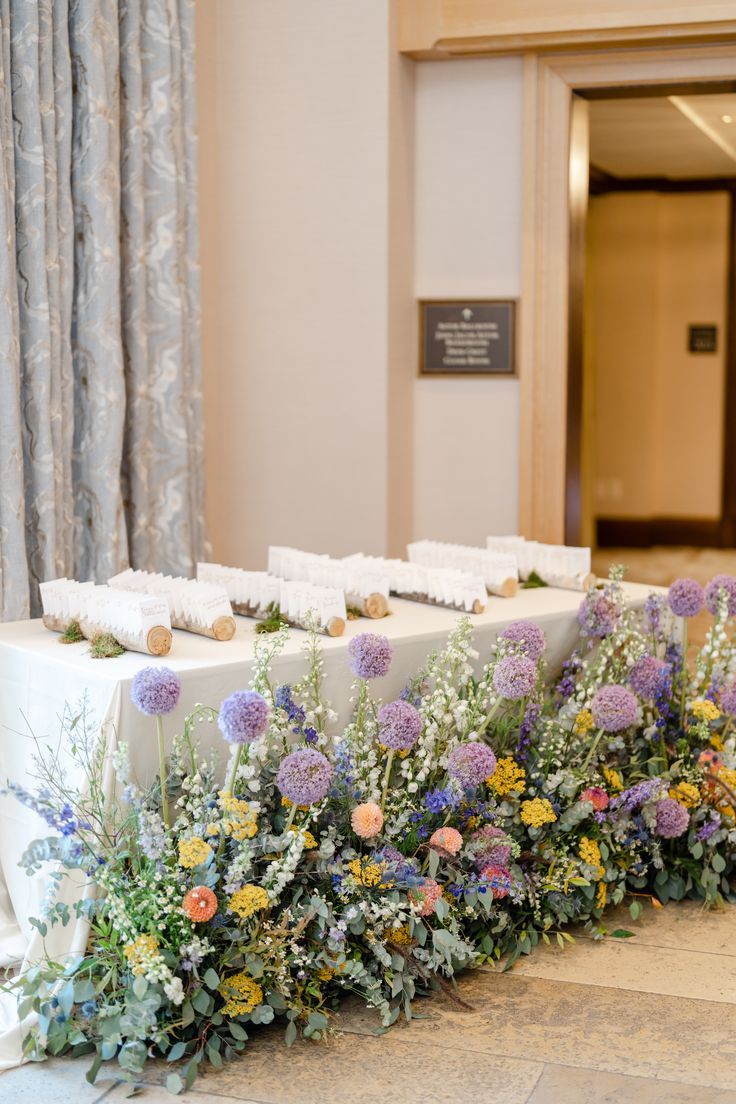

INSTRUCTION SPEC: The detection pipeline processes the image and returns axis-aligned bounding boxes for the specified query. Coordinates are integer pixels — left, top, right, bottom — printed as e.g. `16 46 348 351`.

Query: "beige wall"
413 57 522 544
196 0 414 567
588 190 729 521
196 4 523 563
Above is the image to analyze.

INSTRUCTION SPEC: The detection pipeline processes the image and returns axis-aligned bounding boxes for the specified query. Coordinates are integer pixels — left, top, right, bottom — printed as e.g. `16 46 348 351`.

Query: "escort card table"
0 582 655 1067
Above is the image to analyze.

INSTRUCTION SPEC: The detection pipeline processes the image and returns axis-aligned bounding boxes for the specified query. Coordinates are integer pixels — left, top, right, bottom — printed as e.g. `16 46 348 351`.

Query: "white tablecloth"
0 582 655 1067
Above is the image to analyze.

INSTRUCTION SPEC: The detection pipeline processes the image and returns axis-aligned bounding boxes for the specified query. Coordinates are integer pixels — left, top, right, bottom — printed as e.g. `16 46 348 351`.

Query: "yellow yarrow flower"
579 836 602 869
205 823 221 836
520 797 557 828
178 836 212 869
690 699 721 723
289 828 318 849
711 734 725 751
574 709 594 736
595 881 607 910
487 757 526 797
124 934 159 976
387 923 413 946
669 781 700 809
229 884 270 919
602 767 623 792
219 971 263 1017
347 858 384 887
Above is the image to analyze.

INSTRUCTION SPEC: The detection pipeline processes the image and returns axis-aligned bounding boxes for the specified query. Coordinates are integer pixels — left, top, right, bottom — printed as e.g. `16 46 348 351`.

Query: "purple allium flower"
611 778 665 812
577 591 619 638
131 667 181 716
218 690 270 744
629 655 671 702
697 815 720 842
654 797 690 839
668 578 704 619
447 742 497 788
720 682 736 717
590 685 639 732
705 574 736 617
492 654 538 700
468 825 512 869
499 620 546 663
377 699 422 751
276 747 333 805
347 633 392 679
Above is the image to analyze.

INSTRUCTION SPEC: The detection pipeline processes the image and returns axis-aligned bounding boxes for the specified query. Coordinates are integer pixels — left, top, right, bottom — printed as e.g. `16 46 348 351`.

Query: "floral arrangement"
4 569 736 1094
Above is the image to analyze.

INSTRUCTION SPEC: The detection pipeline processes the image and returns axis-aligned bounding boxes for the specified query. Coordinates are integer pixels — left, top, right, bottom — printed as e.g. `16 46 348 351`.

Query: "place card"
40 578 173 655
109 569 236 640
486 537 594 590
407 540 519 597
268 546 390 619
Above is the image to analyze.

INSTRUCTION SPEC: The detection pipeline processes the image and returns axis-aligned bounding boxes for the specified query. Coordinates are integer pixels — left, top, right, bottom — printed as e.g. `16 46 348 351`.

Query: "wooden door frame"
518 43 736 546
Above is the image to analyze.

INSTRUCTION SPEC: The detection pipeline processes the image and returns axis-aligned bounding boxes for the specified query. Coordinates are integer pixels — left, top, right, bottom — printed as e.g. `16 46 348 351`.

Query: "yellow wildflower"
347 858 384 887
226 812 259 841
386 923 413 946
579 836 602 869
487 757 526 797
520 798 557 828
711 734 725 751
595 881 607 910
690 699 721 723
229 884 270 919
124 934 159 976
281 796 309 811
205 823 220 836
289 828 318 849
178 836 212 869
574 709 594 736
669 781 700 809
218 971 263 1017
603 768 623 792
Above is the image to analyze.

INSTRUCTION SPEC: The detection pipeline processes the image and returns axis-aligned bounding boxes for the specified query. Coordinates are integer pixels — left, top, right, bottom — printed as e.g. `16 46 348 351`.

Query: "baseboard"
596 516 723 548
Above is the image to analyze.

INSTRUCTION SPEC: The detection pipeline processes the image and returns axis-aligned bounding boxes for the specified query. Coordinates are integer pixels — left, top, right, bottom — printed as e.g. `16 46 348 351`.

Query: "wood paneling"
397 1 736 58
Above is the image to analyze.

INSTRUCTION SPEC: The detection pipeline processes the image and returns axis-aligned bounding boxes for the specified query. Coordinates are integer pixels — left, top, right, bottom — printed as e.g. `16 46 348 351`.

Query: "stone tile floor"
1 901 734 1104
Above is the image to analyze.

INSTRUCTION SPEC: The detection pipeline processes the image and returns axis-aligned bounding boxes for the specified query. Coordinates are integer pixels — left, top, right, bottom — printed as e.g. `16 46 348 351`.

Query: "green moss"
521 570 549 589
88 633 125 658
59 619 84 644
255 603 288 634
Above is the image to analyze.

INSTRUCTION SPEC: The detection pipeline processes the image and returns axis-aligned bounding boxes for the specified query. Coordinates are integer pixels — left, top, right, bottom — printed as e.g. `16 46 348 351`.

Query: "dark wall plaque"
688 324 718 353
420 300 516 376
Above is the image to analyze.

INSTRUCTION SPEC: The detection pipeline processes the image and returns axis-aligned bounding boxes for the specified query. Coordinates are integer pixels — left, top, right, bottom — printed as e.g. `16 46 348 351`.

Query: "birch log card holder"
342 553 487 614
486 537 595 591
39 579 173 656
278 580 347 637
108 569 236 640
268 546 390 619
197 564 281 620
407 541 519 598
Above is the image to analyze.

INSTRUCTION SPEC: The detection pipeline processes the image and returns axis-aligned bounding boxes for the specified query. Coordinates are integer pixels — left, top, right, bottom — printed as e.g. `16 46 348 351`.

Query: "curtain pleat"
0 0 204 620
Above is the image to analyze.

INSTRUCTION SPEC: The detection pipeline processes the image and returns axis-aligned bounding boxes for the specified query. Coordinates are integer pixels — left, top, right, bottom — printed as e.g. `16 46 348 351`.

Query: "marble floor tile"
0 1058 115 1104
529 1064 736 1104
338 972 736 1090
511 931 736 1003
193 1031 543 1104
591 901 736 957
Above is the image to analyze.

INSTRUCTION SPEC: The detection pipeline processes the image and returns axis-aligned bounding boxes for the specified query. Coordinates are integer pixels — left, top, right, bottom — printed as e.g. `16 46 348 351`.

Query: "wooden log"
42 614 71 634
283 615 345 637
169 613 237 640
230 600 266 619
349 591 389 619
487 577 518 599
78 619 173 656
528 571 596 592
394 591 486 615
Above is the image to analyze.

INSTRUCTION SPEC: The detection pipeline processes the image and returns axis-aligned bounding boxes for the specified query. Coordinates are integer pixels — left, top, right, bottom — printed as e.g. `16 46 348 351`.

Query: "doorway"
575 90 736 556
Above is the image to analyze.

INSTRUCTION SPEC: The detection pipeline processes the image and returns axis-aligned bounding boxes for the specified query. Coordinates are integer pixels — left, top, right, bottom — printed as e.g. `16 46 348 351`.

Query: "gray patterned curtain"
0 0 204 621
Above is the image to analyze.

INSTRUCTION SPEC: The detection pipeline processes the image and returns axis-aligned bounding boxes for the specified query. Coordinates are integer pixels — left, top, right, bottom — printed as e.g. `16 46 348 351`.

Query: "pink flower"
351 802 384 839
429 827 463 856
580 786 609 812
478 864 513 900
409 878 442 917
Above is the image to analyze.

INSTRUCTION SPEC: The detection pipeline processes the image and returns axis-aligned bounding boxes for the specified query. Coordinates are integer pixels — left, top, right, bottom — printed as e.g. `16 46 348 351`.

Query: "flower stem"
157 715 169 830
284 803 298 833
227 744 243 795
380 750 395 812
679 620 689 723
581 728 605 774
